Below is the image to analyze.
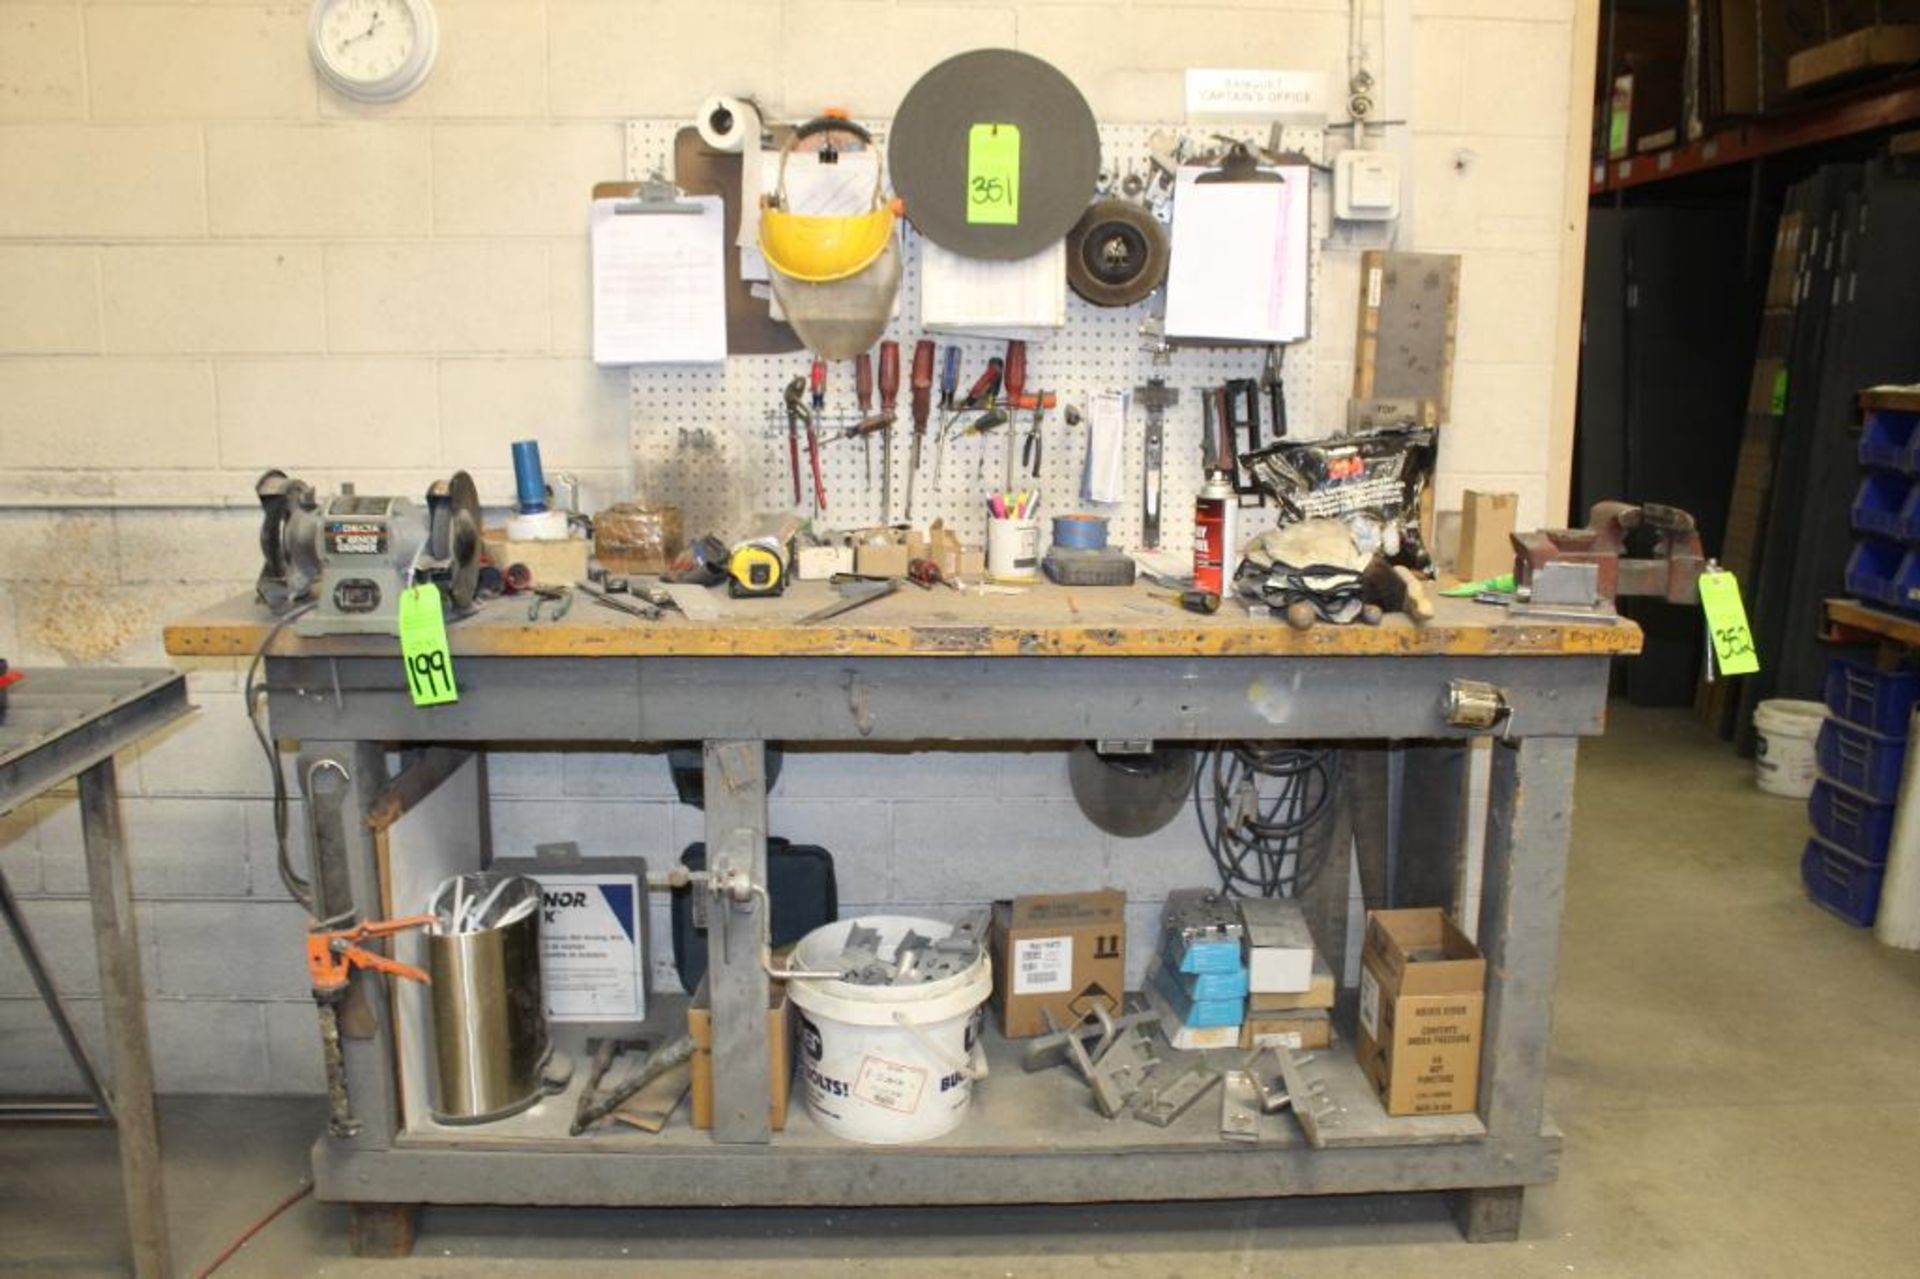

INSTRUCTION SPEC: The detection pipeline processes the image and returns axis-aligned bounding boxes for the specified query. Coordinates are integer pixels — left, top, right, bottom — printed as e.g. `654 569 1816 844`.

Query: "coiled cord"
1193 743 1341 898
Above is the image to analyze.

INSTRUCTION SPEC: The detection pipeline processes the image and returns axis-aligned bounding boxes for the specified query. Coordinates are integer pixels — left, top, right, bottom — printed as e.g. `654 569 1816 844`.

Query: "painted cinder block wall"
0 0 1577 1093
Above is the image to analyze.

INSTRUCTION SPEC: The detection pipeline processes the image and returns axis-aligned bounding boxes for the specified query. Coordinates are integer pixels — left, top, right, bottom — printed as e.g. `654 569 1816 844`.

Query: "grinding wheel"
1068 744 1197 839
888 48 1100 260
428 470 485 610
1066 199 1169 307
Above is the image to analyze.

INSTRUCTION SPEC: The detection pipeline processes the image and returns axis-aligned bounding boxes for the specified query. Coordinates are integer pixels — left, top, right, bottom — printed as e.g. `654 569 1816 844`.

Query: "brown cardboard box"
688 980 792 1131
1355 909 1485 1117
991 890 1126 1039
1241 1008 1331 1052
1248 951 1335 1013
852 527 911 578
1455 491 1517 581
483 529 591 585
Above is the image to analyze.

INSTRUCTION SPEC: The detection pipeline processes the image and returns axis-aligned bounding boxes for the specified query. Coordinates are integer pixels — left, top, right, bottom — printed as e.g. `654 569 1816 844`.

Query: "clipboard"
589 178 727 366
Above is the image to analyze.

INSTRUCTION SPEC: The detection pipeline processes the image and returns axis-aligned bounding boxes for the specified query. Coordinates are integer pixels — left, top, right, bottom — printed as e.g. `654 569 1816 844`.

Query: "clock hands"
339 10 383 51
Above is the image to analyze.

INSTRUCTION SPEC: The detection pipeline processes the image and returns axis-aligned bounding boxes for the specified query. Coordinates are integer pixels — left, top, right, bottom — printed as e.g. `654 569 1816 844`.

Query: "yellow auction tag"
398 584 459 706
1699 569 1759 677
966 123 1020 226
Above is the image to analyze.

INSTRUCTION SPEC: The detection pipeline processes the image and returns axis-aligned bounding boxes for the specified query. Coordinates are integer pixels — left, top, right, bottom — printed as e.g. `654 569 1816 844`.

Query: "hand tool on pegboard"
306 914 433 1137
1134 378 1180 550
1001 340 1027 491
783 376 806 505
906 339 935 521
877 340 900 524
933 345 963 485
854 352 875 488
1015 391 1056 479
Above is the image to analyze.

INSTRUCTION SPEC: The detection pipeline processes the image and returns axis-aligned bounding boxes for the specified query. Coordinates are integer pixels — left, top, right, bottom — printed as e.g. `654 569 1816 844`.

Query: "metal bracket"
1133 1061 1222 1127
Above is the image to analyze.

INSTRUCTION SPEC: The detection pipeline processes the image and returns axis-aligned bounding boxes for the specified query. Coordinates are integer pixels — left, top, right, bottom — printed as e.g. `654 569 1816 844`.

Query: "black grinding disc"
1066 199 1170 306
889 49 1101 260
1068 744 1197 839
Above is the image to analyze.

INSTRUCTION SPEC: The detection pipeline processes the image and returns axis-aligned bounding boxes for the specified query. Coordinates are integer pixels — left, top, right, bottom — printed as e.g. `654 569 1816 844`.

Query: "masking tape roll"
697 95 759 153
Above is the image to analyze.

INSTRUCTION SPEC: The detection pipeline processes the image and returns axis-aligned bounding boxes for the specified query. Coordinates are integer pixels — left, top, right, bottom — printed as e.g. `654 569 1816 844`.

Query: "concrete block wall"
0 0 1573 1094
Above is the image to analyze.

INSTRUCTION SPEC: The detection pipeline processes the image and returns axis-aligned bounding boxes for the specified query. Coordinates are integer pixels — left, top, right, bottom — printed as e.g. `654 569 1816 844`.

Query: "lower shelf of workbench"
318 997 1550 1210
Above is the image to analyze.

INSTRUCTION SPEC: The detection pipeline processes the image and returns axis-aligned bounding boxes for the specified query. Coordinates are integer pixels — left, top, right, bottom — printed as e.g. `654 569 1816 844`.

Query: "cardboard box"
1250 952 1335 1012
1787 23 1920 90
688 980 791 1131
991 890 1125 1039
794 543 854 581
1355 909 1485 1117
852 527 911 578
1143 980 1242 1051
1242 1007 1331 1052
1238 896 1316 994
484 529 591 586
1455 490 1518 581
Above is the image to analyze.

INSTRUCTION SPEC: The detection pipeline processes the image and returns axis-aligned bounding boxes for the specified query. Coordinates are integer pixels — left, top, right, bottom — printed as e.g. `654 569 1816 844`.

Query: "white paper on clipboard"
591 194 727 365
1163 163 1311 344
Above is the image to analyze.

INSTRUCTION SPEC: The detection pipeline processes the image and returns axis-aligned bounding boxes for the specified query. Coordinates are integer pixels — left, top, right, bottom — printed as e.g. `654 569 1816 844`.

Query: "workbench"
0 668 193 1279
165 582 1640 1255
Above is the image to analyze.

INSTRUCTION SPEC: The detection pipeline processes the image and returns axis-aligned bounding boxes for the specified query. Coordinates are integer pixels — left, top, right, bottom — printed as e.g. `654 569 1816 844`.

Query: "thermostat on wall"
1334 150 1401 223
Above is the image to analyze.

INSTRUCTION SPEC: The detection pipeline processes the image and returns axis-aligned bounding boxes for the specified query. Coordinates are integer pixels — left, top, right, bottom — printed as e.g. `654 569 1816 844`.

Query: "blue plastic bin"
1801 835 1886 927
1807 780 1896 863
1816 718 1908 802
1852 472 1912 537
1823 654 1920 735
1846 538 1906 609
1859 408 1920 473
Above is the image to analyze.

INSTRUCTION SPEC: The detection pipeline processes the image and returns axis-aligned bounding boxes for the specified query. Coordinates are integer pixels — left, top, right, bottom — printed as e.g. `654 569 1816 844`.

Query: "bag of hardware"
1241 427 1436 564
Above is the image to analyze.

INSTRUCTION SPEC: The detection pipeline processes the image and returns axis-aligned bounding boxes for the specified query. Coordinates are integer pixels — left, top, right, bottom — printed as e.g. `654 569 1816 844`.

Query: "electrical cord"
194 1181 312 1277
243 604 324 914
1193 743 1341 898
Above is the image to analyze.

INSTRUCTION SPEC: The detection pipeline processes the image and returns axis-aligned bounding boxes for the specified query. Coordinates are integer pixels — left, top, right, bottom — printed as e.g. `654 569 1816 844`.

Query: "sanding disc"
443 470 483 610
889 48 1101 260
1066 199 1170 306
1069 744 1197 839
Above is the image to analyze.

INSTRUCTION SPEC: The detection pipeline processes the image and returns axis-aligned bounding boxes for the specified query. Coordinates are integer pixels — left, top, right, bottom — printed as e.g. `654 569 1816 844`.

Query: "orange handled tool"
306 914 435 997
907 339 935 520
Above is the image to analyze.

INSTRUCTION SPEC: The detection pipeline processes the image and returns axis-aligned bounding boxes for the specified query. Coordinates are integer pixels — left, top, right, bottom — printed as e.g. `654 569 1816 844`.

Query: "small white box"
794 544 854 581
1334 149 1401 222
1239 896 1317 994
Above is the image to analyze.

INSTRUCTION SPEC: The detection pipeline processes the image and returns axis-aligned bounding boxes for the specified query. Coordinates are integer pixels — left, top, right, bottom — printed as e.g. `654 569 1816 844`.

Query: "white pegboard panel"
627 120 1329 558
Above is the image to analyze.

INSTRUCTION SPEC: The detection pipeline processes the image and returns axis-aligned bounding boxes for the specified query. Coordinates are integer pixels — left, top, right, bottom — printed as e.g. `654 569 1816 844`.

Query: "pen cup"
986 517 1042 581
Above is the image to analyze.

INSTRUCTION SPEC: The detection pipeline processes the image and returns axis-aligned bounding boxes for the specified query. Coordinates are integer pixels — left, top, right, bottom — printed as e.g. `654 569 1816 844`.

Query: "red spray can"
1193 473 1238 596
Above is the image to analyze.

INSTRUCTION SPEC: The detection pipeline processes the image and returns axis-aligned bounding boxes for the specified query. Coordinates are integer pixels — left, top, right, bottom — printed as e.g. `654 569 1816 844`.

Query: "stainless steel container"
426 873 549 1124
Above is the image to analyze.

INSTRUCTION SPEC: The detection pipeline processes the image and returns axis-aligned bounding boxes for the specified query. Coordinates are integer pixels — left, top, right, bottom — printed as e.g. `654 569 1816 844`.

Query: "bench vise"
1512 501 1707 608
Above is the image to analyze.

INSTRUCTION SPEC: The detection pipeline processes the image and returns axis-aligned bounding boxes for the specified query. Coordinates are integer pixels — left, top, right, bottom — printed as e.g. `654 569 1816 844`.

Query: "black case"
670 838 837 993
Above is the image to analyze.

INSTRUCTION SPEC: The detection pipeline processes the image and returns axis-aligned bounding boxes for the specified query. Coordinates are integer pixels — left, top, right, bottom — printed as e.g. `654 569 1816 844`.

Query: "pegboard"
627 119 1330 559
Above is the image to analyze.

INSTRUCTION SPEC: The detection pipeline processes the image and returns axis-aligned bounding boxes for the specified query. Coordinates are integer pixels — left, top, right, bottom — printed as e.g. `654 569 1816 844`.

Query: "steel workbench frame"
236 638 1605 1256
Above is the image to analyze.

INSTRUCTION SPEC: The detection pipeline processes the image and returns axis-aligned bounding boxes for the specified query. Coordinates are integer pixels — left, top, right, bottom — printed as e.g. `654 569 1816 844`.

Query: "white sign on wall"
1185 69 1330 125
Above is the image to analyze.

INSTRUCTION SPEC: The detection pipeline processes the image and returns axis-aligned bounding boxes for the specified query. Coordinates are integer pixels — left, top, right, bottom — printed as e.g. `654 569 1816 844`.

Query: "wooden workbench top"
164 582 1644 661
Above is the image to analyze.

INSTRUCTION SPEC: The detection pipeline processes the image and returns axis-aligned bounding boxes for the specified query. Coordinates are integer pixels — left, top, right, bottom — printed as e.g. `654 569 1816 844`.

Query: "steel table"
0 667 192 1279
165 583 1638 1257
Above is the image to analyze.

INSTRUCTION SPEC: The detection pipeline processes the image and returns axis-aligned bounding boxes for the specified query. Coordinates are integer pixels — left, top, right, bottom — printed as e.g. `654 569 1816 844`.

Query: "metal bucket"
426 872 549 1124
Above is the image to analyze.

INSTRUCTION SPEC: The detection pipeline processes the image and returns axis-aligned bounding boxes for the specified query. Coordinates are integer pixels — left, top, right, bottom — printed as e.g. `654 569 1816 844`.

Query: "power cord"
243 604 325 915
1193 743 1341 898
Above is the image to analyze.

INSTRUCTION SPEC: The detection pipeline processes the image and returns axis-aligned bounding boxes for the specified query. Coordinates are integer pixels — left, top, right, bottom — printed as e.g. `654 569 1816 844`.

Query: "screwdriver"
1001 341 1026 490
810 358 827 415
877 340 899 523
1154 589 1222 615
907 340 934 520
854 352 875 487
908 558 959 590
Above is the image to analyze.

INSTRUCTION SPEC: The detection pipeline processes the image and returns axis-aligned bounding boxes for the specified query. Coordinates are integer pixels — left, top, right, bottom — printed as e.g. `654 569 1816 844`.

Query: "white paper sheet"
591 194 727 365
920 238 1067 335
1163 163 1311 344
1084 389 1130 505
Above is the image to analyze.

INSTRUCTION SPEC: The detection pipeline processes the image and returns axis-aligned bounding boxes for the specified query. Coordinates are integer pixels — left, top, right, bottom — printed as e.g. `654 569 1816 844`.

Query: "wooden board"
164 586 1643 662
1827 597 1920 649
1787 24 1920 92
1353 251 1461 426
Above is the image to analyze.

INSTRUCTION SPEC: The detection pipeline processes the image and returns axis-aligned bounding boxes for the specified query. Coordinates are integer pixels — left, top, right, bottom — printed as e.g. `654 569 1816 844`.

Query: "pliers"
527 585 572 621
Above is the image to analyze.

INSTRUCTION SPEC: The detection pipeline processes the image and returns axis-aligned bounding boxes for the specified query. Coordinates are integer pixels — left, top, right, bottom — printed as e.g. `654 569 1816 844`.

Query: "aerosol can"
1193 473 1239 596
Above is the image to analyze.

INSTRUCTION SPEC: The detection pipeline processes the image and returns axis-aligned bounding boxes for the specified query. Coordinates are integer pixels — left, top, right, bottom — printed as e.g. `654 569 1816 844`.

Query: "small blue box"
1175 965 1249 1002
1150 960 1244 1028
1166 932 1243 975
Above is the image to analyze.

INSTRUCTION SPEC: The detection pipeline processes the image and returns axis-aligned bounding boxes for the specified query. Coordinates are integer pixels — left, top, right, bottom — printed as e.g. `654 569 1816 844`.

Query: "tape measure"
727 539 788 598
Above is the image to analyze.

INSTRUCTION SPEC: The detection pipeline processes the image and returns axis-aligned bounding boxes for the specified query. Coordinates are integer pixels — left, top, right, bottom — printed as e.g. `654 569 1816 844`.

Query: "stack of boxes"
1803 655 1920 925
1145 889 1246 1051
1240 897 1333 1051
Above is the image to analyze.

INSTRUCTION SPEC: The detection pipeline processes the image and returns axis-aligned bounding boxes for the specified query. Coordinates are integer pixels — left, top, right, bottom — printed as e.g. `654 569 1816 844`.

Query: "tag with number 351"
398 584 459 707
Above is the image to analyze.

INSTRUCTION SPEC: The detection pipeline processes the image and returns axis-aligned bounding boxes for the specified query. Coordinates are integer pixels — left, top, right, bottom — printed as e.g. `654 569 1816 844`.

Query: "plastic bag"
1242 428 1435 564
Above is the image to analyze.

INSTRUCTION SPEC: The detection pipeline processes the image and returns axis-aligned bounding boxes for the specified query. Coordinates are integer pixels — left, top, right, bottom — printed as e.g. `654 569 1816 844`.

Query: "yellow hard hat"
759 115 898 283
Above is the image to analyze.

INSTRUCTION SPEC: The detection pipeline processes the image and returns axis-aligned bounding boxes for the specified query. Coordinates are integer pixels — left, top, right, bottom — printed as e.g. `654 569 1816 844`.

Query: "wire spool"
1193 744 1341 897
1066 199 1170 307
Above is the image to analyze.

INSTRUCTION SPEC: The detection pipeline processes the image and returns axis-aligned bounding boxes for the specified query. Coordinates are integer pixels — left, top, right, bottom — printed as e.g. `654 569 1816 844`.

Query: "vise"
1511 502 1707 614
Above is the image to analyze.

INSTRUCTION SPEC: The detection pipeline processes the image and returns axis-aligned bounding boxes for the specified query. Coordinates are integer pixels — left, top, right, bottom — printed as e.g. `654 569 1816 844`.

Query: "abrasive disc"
889 48 1101 260
1069 744 1197 839
1066 199 1170 306
443 470 483 610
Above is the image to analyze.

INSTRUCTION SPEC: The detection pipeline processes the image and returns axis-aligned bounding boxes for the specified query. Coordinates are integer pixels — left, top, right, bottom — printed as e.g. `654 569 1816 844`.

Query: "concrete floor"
6 706 1920 1276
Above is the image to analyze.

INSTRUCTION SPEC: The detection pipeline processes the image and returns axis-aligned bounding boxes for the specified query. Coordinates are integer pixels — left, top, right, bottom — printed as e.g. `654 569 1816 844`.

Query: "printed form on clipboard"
1163 161 1311 345
591 187 727 366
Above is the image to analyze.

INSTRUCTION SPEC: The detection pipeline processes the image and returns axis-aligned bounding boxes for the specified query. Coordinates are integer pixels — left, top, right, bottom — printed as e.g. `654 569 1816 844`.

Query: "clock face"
309 0 437 103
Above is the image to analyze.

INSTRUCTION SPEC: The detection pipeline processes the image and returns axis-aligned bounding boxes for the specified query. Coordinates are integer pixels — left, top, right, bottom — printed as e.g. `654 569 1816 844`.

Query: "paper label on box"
854 1055 926 1114
1359 965 1381 1040
537 874 645 1022
1366 266 1383 309
1254 1030 1304 1049
1013 936 1073 995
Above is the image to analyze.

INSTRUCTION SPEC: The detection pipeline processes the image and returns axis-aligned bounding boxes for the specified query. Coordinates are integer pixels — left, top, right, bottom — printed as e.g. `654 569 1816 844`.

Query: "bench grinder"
255 469 485 636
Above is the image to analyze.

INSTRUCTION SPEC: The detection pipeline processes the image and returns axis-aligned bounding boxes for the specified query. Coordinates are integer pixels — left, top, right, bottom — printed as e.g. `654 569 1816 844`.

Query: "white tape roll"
697 95 758 153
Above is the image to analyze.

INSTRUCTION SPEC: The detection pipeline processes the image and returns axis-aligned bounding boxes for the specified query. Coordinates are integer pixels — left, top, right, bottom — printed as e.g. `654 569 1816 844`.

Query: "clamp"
307 914 432 1138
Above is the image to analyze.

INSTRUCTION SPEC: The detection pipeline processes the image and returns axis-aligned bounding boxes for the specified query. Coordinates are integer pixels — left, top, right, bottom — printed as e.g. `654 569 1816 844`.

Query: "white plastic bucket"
786 916 992 1145
1753 699 1825 798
